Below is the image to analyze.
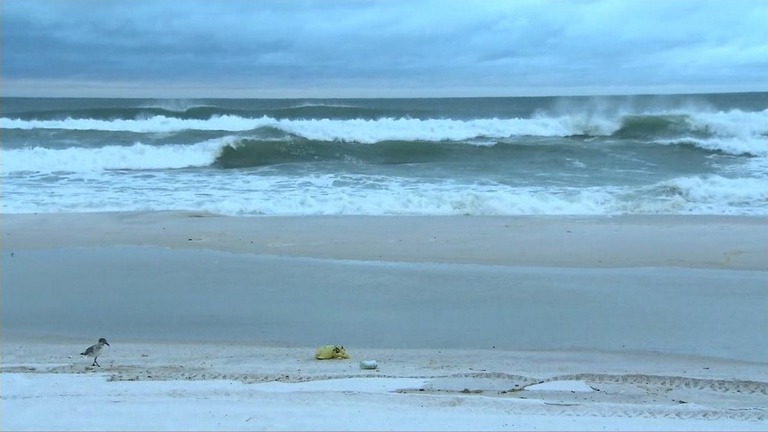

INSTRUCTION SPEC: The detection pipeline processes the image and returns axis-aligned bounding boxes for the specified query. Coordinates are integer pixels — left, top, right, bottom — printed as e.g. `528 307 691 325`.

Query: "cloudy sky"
3 0 767 98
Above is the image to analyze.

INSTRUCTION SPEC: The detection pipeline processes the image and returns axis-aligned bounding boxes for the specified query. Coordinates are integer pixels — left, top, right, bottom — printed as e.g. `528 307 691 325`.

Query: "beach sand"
2 212 767 430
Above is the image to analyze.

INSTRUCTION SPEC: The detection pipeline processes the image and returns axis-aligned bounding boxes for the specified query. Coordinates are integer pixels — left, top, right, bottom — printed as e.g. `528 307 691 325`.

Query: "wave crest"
3 138 233 173
3 108 766 156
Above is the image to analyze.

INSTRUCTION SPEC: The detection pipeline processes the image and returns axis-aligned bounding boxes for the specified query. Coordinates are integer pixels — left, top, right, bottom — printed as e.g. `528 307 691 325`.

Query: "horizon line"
3 78 767 100
4 89 767 100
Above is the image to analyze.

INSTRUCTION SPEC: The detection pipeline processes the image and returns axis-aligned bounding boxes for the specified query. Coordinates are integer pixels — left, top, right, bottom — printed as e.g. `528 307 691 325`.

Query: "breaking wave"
3 94 766 216
3 108 767 156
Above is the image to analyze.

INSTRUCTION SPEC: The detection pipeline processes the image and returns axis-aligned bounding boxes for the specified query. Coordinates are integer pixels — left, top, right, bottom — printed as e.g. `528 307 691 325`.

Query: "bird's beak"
105 342 110 346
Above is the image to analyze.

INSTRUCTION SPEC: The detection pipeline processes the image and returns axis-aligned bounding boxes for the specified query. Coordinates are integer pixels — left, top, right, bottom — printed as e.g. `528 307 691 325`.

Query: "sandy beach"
2 212 768 430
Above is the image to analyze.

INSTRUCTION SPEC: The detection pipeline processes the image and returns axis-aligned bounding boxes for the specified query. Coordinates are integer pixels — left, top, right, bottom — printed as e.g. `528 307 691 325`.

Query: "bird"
81 338 110 367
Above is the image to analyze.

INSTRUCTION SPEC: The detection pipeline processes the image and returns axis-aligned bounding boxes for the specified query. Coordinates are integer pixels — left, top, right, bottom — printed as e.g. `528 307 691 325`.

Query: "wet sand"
2 212 767 430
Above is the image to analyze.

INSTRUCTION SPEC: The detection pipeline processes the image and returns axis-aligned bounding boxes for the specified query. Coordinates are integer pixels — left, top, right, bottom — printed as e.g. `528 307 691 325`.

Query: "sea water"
2 93 766 215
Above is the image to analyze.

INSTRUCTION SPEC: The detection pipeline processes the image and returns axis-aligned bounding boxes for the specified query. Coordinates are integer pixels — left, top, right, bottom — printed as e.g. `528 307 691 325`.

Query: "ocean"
2 93 767 216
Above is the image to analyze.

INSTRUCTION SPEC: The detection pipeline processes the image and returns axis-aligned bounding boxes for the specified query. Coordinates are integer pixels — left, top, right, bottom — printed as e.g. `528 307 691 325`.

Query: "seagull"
81 338 110 367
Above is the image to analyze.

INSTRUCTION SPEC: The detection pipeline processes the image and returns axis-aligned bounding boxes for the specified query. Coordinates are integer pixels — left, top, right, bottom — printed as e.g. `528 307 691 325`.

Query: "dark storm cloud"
2 0 767 97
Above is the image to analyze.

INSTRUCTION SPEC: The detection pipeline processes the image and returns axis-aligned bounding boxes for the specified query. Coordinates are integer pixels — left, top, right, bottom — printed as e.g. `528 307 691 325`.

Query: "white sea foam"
655 136 768 157
3 170 765 216
671 109 768 156
5 134 765 176
0 115 582 140
2 137 234 173
663 175 768 212
686 109 768 140
1 115 266 133
139 99 211 112
3 101 766 216
4 108 765 155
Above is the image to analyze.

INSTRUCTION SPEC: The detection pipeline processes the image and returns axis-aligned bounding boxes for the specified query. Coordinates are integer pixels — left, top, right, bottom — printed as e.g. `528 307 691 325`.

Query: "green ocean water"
2 93 767 215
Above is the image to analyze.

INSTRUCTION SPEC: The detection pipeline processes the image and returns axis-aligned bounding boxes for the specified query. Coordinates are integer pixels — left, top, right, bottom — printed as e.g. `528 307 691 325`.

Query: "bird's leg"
93 358 100 367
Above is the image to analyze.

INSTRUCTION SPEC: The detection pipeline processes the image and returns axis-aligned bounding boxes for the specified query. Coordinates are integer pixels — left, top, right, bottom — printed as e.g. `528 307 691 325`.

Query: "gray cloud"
2 0 767 97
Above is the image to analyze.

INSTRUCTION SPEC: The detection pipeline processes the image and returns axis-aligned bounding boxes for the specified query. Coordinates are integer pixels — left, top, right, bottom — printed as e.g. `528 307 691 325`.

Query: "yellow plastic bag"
315 345 350 360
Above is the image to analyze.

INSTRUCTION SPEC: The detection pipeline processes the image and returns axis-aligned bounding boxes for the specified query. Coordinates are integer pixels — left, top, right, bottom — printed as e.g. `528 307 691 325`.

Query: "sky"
2 0 767 98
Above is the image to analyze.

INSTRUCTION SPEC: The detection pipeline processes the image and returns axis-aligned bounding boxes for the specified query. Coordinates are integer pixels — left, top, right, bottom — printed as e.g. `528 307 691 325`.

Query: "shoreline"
5 246 766 359
3 211 768 429
3 211 768 269
3 211 767 360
